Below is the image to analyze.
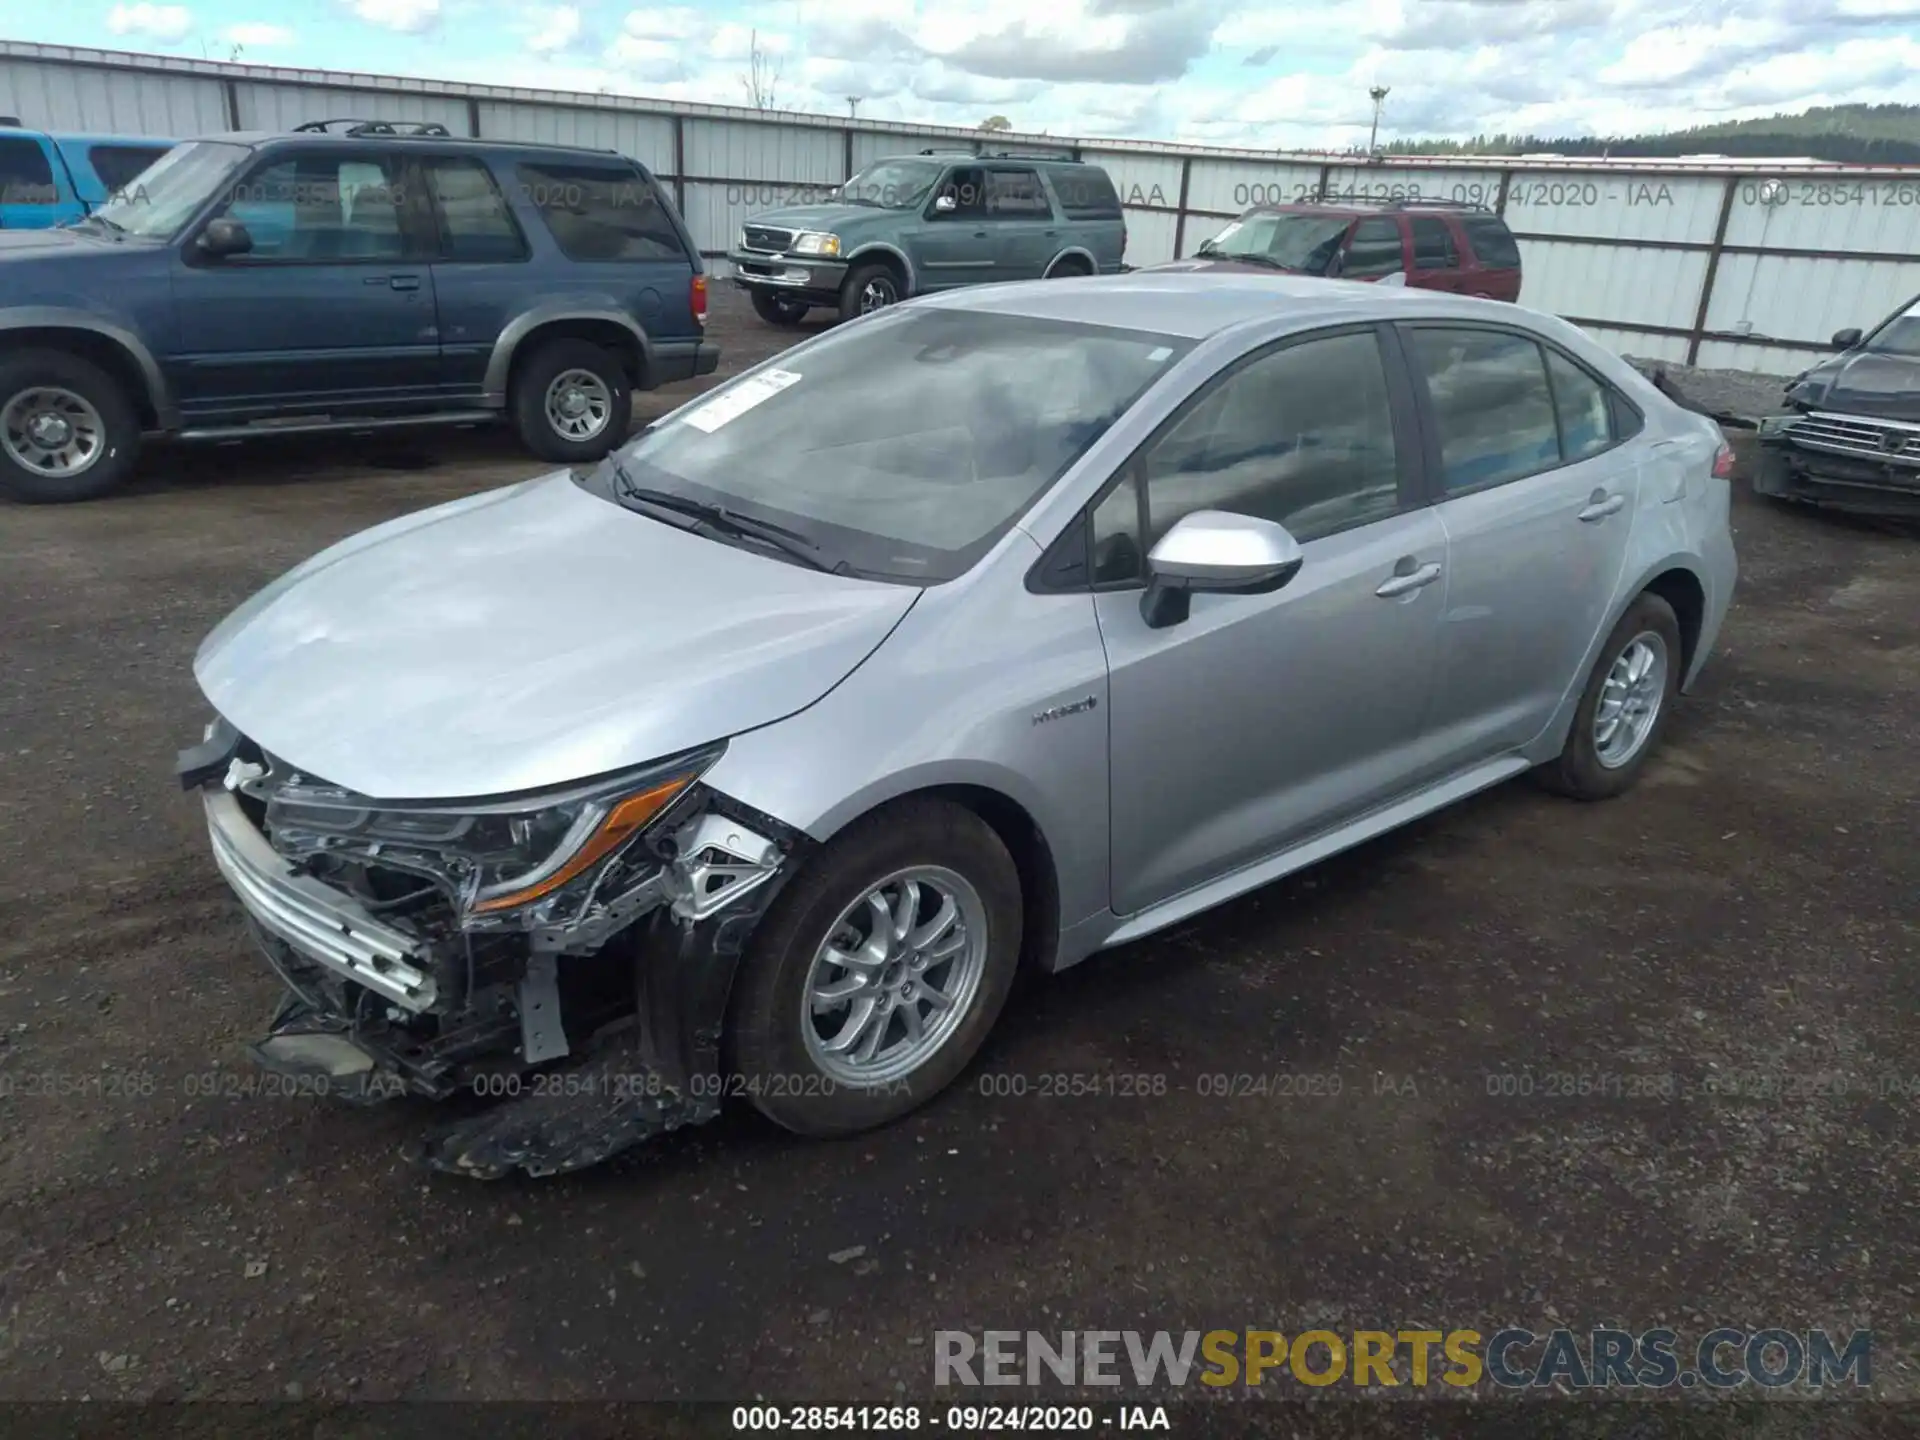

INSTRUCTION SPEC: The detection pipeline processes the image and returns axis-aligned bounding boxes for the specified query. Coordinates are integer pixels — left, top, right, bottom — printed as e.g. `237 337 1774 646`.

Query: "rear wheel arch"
1043 248 1096 278
1642 567 1707 680
504 316 648 396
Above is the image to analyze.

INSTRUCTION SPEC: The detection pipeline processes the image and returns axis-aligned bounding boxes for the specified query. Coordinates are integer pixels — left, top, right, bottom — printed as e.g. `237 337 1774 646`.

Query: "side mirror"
197 217 253 258
1831 327 1863 350
932 194 957 215
1139 510 1304 629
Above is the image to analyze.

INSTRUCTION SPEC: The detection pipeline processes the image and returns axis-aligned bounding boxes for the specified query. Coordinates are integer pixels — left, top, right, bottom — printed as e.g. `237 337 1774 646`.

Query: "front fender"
843 242 918 296
0 306 176 428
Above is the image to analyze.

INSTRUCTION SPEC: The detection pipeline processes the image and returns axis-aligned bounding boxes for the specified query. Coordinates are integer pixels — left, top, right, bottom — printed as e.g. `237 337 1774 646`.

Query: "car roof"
0 127 173 146
915 271 1515 340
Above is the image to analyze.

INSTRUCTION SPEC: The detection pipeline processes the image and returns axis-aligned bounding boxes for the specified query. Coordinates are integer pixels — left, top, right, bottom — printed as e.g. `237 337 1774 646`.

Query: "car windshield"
838 159 944 210
591 307 1192 584
1198 213 1351 273
89 140 250 238
1862 298 1920 358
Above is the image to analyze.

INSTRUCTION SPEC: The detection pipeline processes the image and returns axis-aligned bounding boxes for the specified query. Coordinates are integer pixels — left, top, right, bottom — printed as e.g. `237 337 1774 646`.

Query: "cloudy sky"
22 0 1920 146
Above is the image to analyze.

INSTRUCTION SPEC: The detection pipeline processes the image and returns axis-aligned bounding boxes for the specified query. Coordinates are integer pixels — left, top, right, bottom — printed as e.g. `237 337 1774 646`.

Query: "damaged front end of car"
1751 368 1920 519
176 716 808 1179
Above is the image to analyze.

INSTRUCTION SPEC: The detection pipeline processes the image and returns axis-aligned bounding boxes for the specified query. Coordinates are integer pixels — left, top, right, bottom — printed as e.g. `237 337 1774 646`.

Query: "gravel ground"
1 289 1917 1427
1624 356 1799 422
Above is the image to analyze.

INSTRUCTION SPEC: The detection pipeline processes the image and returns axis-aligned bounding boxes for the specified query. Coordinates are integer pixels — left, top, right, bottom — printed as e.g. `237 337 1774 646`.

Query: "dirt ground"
1 287 1916 1420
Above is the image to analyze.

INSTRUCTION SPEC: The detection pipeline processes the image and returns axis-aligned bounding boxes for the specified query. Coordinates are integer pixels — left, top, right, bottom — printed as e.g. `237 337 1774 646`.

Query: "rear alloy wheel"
750 290 810 328
838 262 902 323
1536 592 1683 800
510 337 632 464
726 798 1022 1136
0 350 141 504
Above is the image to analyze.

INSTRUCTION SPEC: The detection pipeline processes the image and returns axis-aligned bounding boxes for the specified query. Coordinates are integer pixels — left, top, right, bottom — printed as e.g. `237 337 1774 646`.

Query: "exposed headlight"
791 231 841 257
258 746 722 928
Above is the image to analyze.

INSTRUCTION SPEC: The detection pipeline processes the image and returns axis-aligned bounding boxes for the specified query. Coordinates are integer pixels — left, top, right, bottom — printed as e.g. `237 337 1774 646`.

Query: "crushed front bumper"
179 724 806 1179
1753 411 1920 518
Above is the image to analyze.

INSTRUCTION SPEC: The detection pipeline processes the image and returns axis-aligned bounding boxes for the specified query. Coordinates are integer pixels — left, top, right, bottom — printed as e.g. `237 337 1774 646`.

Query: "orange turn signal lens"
469 776 693 914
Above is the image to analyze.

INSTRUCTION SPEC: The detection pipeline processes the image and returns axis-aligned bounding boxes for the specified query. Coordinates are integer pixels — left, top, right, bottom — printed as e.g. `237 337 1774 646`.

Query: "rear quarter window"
1462 215 1521 269
1050 166 1122 221
514 161 689 263
0 136 56 204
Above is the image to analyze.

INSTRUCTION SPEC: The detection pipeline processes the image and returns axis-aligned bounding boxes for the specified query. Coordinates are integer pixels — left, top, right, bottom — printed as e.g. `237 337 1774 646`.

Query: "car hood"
1788 349 1920 422
745 202 908 235
194 472 920 801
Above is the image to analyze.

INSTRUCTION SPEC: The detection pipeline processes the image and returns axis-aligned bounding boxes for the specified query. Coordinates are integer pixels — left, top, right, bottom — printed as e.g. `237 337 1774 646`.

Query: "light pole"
1367 85 1390 153
847 96 861 118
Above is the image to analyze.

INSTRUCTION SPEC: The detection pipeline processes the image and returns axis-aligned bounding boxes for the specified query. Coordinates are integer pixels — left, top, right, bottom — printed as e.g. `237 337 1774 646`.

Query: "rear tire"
750 291 810 328
510 338 632 464
727 799 1023 1137
1045 256 1092 279
1535 593 1683 801
838 262 902 324
0 350 141 504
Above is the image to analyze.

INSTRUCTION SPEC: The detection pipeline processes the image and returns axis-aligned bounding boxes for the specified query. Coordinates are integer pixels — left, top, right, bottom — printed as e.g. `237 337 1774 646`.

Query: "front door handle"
389 274 422 291
1578 490 1626 522
1375 559 1442 597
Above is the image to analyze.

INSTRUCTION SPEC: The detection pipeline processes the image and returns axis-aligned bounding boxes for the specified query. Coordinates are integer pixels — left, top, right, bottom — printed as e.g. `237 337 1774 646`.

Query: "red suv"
1148 198 1523 302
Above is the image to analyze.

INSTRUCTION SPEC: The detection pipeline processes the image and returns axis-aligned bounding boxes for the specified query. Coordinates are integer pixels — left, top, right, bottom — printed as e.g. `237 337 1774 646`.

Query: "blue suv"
0 123 176 229
0 119 717 502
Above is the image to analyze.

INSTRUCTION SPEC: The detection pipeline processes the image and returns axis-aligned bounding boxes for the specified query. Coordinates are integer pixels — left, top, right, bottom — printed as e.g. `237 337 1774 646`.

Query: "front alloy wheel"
838 261 903 323
726 798 1023 1136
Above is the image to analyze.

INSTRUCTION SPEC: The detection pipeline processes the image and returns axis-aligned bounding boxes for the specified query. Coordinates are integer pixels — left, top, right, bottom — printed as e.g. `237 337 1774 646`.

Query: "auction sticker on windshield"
681 369 802 433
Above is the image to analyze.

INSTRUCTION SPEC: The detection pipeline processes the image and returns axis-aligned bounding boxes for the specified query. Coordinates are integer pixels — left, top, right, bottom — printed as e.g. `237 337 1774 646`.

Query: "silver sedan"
179 273 1737 1177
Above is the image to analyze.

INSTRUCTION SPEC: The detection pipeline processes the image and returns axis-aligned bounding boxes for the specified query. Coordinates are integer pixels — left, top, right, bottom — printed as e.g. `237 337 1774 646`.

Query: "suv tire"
750 291 810 328
838 261 902 323
1536 592 1683 801
510 338 632 464
0 350 141 504
726 798 1022 1137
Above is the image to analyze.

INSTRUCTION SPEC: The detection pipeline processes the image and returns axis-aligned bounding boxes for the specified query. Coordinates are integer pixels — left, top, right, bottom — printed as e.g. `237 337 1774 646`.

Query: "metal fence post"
1688 175 1739 366
222 77 240 131
1171 154 1193 259
844 127 854 182
1316 161 1331 201
671 114 686 214
465 96 480 138
1494 168 1512 215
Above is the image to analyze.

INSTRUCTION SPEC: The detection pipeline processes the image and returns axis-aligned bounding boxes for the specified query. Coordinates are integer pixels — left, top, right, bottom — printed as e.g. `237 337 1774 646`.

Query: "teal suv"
727 150 1127 326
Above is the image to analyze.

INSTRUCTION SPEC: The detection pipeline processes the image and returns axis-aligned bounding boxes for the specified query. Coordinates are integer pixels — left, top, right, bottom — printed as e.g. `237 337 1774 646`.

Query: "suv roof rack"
1381 196 1491 212
983 150 1080 162
293 119 454 137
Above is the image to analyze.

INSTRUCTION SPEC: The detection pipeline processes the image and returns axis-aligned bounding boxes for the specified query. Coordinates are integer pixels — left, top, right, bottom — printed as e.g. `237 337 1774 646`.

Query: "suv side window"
88 144 168 196
425 156 528 262
1410 216 1457 269
986 167 1051 219
934 166 988 218
515 161 686 262
1088 329 1403 584
1341 217 1404 279
1403 326 1562 493
219 152 410 262
1460 214 1521 269
0 136 56 204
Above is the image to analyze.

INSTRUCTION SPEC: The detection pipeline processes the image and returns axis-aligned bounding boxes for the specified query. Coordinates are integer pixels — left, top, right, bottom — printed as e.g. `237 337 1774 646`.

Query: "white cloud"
526 5 581 54
345 0 439 34
225 21 293 46
105 3 192 41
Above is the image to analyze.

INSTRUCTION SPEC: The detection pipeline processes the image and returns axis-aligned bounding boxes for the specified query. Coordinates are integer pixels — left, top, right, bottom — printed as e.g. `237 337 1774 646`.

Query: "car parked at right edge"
1147 197 1522 301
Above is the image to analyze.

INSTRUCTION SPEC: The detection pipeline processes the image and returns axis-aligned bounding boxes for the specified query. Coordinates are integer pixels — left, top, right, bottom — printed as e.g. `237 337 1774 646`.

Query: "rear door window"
1341 217 1404 278
1410 216 1458 269
985 167 1051 219
1403 326 1561 493
515 162 687 262
424 156 528 262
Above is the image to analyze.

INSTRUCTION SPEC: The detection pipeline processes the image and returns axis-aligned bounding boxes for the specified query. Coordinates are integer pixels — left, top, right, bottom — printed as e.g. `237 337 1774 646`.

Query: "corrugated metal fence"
4 40 1918 377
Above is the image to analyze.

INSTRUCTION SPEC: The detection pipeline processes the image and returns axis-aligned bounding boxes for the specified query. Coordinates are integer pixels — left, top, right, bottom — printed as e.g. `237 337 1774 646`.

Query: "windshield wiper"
611 465 837 573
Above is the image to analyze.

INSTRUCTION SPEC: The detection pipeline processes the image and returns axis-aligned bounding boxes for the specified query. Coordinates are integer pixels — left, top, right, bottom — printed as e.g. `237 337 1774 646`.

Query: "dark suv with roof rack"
1147 196 1522 302
0 117 716 503
726 148 1128 326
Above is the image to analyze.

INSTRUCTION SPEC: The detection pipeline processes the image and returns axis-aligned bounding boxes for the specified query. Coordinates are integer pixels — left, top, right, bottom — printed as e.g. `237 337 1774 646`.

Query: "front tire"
727 799 1023 1136
0 350 141 504
750 291 810 328
838 262 902 324
510 338 632 464
1536 592 1683 800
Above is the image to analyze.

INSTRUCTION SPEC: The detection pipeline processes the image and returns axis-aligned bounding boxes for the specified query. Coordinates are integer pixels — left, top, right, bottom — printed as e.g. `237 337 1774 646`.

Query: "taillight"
1711 439 1735 479
691 274 708 327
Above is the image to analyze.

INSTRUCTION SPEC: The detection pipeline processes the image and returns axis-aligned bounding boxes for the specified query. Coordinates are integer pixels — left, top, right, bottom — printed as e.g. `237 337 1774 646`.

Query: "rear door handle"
1578 491 1626 522
389 274 422 291
1375 560 1442 597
